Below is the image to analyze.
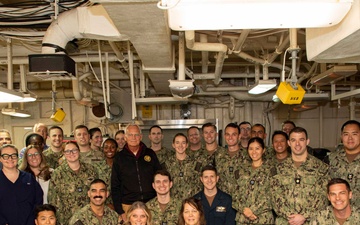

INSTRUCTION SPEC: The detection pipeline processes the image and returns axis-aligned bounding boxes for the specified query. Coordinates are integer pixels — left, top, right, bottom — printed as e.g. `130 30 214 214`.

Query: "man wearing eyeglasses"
111 123 161 223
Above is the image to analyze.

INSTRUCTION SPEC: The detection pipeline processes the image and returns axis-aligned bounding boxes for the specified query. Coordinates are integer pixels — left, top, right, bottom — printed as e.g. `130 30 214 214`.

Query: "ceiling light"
164 0 353 30
0 86 24 103
310 65 357 86
248 80 277 95
169 80 195 98
1 108 31 118
16 93 37 102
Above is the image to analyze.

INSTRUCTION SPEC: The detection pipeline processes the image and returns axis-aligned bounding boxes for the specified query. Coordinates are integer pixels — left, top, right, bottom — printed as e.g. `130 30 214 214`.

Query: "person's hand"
288 214 306 225
243 207 257 221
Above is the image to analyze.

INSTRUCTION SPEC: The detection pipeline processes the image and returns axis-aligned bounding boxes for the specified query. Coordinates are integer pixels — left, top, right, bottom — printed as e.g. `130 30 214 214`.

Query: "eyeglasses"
1 153 18 160
27 152 41 158
63 149 79 155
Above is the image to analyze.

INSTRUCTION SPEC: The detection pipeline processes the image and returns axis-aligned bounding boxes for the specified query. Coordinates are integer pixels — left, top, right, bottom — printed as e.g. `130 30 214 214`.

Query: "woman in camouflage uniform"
233 137 275 225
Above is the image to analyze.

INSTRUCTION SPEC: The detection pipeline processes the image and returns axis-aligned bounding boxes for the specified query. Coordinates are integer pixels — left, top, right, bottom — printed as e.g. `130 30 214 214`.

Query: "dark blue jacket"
194 188 236 225
0 170 43 225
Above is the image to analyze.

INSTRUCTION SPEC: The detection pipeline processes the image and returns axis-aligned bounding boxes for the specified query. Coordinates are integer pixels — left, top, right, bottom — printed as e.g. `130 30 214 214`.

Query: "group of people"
0 119 359 225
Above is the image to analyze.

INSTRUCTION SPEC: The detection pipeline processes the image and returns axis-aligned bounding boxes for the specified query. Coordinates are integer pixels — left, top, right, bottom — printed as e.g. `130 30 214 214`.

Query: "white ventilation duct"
42 5 122 53
41 5 122 105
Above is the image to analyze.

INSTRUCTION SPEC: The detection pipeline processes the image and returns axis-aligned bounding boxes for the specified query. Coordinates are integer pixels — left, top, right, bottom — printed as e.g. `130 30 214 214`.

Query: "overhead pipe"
128 41 137 119
233 51 291 72
288 28 300 85
6 38 13 110
108 41 129 74
185 30 227 85
297 62 318 84
178 32 186 80
199 34 209 74
267 35 290 64
232 29 251 53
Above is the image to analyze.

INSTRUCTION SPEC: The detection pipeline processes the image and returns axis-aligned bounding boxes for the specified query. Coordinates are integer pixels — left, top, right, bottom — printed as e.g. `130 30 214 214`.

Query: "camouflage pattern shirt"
43 147 62 169
215 149 247 197
329 148 360 208
233 161 275 224
196 146 226 168
146 197 181 225
68 204 118 225
309 206 360 225
162 155 201 200
154 146 175 165
270 155 329 225
80 149 108 185
48 162 98 225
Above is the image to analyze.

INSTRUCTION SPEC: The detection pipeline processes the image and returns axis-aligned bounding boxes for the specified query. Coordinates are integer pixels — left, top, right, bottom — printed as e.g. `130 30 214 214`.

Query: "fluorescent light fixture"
164 0 353 30
1 108 31 118
169 79 195 98
248 80 277 95
310 65 357 86
0 86 24 102
16 93 37 102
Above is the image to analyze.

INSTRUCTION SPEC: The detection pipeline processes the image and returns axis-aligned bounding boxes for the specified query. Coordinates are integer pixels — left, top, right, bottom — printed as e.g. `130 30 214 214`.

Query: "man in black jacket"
111 123 161 223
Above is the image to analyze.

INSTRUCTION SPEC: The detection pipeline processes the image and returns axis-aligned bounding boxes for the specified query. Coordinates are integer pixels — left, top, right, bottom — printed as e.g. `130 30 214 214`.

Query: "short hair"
252 123 266 133
327 178 351 193
0 129 11 136
89 127 102 139
25 133 44 146
341 120 360 132
272 130 289 142
178 197 206 225
154 169 172 182
282 120 296 128
0 144 18 155
239 121 251 127
201 165 217 176
201 123 217 132
48 126 63 135
247 137 265 150
90 178 107 187
102 138 118 149
74 125 89 133
126 201 152 225
33 123 47 133
34 204 57 219
125 123 142 134
187 126 200 134
225 123 240 134
149 125 162 133
289 127 308 139
173 133 188 144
